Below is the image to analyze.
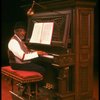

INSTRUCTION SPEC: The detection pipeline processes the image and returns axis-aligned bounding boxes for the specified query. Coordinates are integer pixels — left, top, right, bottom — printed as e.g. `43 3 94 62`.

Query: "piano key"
42 54 54 59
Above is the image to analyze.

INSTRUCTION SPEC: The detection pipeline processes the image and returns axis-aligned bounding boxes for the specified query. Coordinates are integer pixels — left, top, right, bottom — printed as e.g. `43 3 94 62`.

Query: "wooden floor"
1 75 98 100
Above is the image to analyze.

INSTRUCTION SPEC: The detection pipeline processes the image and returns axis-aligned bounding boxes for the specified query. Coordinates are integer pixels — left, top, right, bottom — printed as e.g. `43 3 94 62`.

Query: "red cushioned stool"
1 66 43 100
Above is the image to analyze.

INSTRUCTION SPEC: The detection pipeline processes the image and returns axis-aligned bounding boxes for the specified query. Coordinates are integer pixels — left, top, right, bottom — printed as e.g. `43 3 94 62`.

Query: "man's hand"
37 51 48 56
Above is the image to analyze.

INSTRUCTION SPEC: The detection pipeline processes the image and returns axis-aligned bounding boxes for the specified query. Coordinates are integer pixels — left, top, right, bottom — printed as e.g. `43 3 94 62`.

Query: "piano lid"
26 10 71 48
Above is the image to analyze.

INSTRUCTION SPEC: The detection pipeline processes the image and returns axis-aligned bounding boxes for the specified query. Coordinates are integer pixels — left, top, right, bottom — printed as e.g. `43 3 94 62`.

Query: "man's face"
15 28 26 40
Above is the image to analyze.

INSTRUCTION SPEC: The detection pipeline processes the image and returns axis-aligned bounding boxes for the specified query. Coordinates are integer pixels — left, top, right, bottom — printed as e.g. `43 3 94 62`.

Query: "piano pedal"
44 83 54 90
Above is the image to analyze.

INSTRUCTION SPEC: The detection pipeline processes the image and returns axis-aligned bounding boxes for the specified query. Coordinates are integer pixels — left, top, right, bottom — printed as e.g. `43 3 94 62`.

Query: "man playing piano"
8 7 56 99
8 21 51 95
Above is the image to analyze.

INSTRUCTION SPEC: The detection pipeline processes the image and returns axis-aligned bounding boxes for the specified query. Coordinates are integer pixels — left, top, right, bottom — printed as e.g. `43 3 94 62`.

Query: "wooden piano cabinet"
73 7 95 100
55 65 75 100
52 54 75 67
25 0 96 100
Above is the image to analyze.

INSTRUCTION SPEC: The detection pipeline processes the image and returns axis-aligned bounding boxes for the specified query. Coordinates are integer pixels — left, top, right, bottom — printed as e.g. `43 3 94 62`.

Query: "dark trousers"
11 62 45 75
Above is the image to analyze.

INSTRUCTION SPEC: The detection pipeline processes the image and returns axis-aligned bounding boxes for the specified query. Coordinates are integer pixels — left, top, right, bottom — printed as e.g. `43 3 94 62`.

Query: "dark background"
1 0 99 77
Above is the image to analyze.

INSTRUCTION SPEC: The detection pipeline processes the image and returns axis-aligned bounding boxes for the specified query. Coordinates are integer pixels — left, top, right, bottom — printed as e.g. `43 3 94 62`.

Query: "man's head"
14 22 26 40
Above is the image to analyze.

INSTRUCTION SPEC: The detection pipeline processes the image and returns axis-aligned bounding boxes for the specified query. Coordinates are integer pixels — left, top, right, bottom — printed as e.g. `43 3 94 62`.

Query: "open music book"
29 22 54 45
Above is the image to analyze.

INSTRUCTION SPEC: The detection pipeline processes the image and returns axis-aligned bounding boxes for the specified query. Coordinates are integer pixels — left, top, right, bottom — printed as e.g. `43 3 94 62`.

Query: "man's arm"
8 39 39 61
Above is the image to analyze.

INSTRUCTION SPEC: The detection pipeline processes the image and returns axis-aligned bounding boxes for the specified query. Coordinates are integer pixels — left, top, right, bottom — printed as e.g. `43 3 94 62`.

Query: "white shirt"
8 35 39 61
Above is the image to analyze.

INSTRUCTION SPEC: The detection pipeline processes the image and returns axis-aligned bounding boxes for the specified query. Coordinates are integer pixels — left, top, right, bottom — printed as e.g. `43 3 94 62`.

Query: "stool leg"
27 84 31 100
35 83 38 100
17 83 25 96
11 79 14 91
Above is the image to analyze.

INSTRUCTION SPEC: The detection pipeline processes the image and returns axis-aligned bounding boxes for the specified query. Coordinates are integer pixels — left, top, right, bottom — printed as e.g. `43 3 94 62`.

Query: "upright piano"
25 0 96 100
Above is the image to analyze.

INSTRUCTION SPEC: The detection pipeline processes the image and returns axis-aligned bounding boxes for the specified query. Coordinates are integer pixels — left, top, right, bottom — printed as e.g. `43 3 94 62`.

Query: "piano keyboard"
42 54 54 59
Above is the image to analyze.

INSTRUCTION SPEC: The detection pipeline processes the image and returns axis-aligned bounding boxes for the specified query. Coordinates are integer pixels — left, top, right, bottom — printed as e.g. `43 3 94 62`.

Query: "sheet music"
29 22 54 45
29 23 43 43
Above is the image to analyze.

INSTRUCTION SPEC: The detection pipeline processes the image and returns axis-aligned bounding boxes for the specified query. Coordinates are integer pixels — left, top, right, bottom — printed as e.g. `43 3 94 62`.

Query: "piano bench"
1 66 43 100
